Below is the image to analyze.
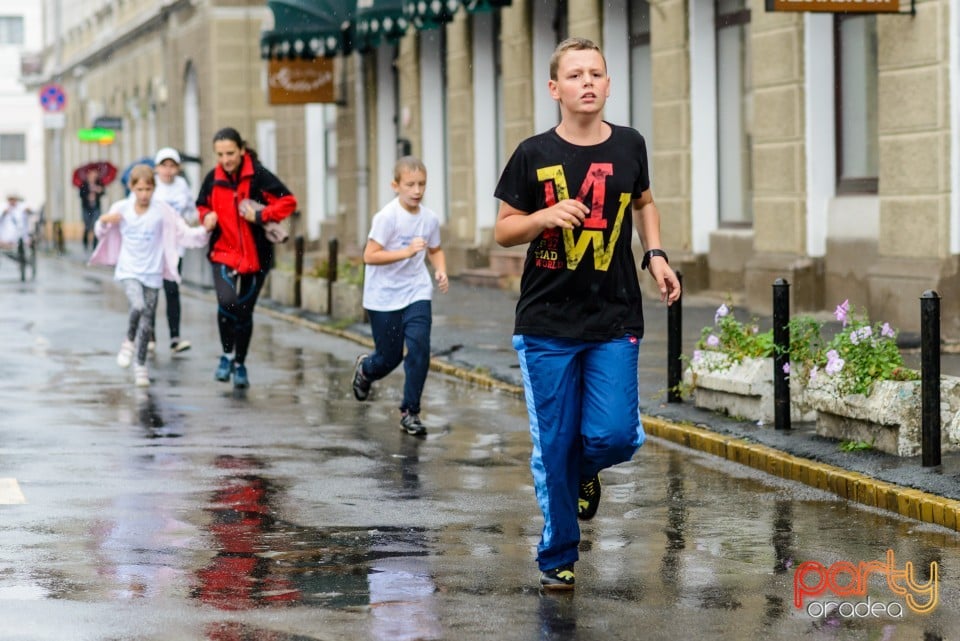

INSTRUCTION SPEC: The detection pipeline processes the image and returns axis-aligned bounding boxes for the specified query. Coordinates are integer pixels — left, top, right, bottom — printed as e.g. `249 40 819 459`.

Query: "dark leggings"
162 259 183 340
211 263 267 365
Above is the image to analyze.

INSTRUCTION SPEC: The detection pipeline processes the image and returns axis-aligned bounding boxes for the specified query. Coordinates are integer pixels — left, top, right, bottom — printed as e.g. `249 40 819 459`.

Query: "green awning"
261 0 356 60
463 0 511 12
402 0 461 30
355 0 410 52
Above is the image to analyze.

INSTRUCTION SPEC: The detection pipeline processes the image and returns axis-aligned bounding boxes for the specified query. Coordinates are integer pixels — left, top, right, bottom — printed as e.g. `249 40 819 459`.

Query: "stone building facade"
37 0 960 337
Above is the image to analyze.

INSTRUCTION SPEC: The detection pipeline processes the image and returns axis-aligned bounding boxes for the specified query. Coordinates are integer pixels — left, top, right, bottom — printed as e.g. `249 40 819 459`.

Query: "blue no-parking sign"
39 83 66 113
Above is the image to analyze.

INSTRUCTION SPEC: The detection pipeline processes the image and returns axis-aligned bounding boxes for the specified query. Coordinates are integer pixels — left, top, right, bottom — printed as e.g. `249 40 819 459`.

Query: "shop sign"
766 0 900 12
268 57 336 105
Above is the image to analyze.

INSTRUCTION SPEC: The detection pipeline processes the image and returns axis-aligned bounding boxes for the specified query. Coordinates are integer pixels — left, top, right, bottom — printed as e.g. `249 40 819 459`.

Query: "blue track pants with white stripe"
513 333 646 571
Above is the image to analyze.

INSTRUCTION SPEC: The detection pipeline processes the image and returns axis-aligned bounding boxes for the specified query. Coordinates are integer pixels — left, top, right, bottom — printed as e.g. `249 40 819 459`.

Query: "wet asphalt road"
3 256 960 640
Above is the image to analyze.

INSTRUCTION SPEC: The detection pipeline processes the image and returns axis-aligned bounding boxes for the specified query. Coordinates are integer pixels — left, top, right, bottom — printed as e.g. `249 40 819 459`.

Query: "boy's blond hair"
393 155 427 182
549 37 607 81
128 164 156 188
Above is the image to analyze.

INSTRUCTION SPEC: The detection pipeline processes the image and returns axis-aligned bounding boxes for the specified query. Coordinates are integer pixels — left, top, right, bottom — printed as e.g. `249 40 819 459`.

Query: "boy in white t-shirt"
352 156 449 436
153 147 197 354
91 165 213 387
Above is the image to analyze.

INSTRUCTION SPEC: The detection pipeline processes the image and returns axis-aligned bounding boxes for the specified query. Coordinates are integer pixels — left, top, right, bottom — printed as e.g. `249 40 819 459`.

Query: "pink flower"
881 322 895 338
692 350 703 363
834 299 850 327
825 355 845 376
715 304 729 324
809 366 819 381
782 362 791 375
706 334 720 347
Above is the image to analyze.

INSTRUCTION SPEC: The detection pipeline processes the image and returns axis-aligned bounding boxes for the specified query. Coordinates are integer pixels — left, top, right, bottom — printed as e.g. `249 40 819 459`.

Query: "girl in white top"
94 165 213 387
353 156 449 437
153 147 197 353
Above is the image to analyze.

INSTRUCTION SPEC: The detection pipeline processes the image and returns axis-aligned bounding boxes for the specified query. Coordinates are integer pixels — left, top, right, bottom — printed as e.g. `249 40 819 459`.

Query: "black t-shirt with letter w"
495 123 651 341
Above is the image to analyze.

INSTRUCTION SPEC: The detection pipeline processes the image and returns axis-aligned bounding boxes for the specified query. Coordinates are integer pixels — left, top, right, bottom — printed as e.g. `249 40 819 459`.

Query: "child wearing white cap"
153 147 197 353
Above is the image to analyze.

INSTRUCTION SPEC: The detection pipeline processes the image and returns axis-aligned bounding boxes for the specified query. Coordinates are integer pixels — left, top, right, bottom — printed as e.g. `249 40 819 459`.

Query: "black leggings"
211 263 267 365
162 259 184 340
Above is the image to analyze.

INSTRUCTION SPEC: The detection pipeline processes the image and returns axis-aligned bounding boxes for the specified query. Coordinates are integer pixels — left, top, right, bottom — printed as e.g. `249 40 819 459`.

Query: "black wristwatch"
641 248 669 271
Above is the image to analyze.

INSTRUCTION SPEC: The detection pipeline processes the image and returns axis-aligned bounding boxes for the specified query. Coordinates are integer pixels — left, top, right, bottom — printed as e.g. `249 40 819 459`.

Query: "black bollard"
667 271 684 403
293 234 305 308
921 290 941 468
327 237 339 317
773 278 791 430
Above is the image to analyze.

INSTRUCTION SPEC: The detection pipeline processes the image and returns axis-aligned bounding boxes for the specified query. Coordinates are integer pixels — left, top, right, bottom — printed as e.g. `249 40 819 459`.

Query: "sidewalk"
259 275 960 533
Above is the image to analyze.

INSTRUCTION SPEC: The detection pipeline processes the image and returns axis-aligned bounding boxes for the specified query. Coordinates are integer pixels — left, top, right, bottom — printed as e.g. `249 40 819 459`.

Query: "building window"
835 15 878 194
629 0 653 157
716 0 753 225
0 16 23 45
0 134 26 162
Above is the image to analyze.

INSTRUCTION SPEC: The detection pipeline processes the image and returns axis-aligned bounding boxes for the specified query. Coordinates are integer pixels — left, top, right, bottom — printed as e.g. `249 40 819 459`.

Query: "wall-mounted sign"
93 116 123 130
766 0 901 12
77 128 116 144
267 57 337 105
39 83 66 113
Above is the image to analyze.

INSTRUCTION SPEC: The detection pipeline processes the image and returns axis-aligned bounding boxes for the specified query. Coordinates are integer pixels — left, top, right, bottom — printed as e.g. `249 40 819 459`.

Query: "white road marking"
0 478 26 504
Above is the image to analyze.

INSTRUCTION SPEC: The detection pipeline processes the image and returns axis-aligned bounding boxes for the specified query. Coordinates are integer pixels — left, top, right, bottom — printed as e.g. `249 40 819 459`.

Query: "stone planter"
331 281 364 322
805 376 960 457
300 275 329 315
683 353 815 424
268 269 297 307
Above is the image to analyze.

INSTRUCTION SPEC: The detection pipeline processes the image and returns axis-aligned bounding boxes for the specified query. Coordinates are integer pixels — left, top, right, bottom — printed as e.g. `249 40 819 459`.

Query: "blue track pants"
513 333 646 571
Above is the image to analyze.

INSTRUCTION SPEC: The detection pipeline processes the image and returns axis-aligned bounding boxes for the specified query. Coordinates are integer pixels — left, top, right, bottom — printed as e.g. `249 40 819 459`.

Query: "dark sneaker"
215 355 234 382
233 364 249 389
400 412 427 437
578 475 601 521
539 563 575 591
352 354 371 401
171 338 192 353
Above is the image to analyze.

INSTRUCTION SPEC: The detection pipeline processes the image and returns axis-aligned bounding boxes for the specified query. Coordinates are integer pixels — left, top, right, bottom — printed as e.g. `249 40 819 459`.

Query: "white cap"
154 147 181 165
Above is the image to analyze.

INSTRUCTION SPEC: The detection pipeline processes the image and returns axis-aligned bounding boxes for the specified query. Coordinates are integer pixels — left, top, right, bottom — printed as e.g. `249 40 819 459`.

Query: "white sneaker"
134 365 150 387
147 341 156 355
117 340 135 368
171 338 192 353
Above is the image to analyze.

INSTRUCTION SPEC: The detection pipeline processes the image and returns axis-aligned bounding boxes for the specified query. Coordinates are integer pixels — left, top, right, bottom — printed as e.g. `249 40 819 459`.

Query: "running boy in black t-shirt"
494 37 681 591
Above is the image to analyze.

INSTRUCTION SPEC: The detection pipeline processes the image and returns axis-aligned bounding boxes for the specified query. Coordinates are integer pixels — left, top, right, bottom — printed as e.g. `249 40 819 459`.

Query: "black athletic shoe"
400 412 427 437
578 475 601 521
539 563 575 591
352 354 371 401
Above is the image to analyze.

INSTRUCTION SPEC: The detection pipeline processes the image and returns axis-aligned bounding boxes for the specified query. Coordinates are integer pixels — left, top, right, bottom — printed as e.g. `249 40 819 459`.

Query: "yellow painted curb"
642 416 960 533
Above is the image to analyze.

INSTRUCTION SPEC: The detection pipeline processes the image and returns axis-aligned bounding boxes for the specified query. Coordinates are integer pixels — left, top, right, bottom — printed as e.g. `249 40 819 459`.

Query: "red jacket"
196 153 297 274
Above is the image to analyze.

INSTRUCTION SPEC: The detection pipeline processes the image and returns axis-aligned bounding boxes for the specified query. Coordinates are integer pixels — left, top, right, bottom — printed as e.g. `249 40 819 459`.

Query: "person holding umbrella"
79 167 105 251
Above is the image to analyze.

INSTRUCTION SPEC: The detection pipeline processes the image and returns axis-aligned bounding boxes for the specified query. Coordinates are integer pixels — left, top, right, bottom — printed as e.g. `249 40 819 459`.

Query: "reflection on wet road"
1 261 960 640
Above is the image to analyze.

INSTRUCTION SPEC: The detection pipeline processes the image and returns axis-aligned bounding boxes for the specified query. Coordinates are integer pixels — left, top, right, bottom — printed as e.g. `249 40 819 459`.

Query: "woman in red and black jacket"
196 127 297 389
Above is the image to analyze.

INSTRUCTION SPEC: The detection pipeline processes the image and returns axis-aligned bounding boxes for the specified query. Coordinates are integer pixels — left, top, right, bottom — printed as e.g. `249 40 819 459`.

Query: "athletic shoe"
352 354 371 401
539 563 575 591
134 365 150 387
233 363 249 389
400 412 427 437
215 355 234 382
578 475 601 521
116 339 135 368
171 338 192 353
147 341 156 355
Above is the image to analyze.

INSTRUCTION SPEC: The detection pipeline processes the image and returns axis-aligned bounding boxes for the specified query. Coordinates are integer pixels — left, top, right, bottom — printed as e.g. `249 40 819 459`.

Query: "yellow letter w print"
536 164 630 272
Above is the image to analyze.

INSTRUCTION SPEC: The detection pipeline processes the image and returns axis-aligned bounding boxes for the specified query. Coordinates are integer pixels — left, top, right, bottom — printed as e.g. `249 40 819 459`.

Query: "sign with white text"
268 57 337 105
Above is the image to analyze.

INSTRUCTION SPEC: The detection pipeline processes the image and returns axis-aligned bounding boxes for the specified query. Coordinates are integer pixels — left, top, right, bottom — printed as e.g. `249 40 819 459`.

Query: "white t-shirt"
0 203 27 245
362 197 442 312
153 175 195 222
114 200 166 289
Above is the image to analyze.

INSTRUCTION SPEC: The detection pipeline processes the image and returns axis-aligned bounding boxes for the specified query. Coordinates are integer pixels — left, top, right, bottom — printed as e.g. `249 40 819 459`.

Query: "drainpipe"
354 53 369 249
51 0 63 229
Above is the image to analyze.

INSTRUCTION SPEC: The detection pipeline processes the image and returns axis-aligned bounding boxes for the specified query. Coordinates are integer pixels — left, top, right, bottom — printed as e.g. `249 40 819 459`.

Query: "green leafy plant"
308 257 365 286
690 299 919 398
839 438 874 452
819 300 919 397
